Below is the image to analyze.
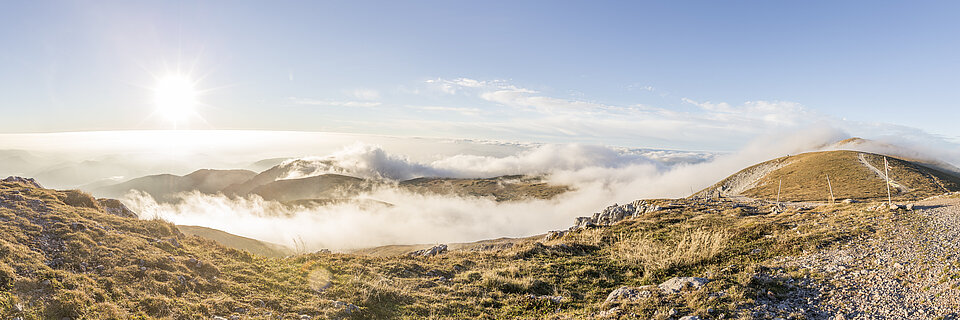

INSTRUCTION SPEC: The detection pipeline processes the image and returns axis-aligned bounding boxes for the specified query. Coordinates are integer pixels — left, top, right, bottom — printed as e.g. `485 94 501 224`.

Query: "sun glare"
154 75 198 124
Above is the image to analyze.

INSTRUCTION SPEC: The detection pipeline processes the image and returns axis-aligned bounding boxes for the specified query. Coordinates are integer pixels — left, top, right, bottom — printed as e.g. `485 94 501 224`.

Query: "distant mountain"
248 157 293 172
89 169 257 200
221 162 296 196
696 150 960 202
248 174 371 202
224 159 571 202
0 150 46 176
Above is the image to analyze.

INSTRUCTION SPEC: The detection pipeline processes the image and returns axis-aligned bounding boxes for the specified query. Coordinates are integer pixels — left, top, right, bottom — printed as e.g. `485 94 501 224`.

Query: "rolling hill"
696 150 960 202
247 174 371 202
175 225 294 258
88 169 257 201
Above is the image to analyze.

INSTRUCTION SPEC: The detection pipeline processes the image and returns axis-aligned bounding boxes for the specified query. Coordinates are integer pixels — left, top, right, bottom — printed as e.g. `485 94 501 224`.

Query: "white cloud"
412 78 825 149
122 129 861 251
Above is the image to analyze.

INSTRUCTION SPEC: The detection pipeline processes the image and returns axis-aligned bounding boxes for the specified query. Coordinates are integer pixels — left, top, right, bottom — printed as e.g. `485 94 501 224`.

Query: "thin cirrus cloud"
419 77 825 149
289 97 382 107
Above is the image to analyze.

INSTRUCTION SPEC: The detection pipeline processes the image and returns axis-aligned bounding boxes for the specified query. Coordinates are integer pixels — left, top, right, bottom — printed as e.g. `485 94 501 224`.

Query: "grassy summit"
700 150 960 202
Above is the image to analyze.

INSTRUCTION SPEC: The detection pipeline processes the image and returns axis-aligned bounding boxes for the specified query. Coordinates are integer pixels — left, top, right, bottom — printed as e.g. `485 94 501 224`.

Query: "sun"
153 74 199 124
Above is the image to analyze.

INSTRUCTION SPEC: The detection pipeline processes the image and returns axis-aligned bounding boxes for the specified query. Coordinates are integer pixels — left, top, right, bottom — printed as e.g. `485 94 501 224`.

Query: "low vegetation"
0 177 907 319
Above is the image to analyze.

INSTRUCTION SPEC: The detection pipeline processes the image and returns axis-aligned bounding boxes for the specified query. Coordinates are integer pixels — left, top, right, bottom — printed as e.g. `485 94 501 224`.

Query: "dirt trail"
858 153 910 194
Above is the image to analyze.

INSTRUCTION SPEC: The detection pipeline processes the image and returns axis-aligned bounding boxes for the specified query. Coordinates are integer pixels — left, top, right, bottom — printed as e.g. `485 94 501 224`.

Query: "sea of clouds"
122 127 893 251
3 128 955 251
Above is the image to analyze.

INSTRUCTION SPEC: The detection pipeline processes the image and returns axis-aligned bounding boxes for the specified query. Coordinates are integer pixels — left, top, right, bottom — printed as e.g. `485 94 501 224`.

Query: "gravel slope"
760 196 960 319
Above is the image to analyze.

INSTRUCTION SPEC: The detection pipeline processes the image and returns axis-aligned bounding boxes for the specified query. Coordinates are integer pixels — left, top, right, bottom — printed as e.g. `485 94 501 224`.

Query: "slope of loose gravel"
761 196 960 319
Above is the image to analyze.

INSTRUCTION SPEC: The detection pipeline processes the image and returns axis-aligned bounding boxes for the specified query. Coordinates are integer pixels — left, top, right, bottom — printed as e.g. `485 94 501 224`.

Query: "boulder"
570 217 595 231
679 316 702 320
408 244 447 257
658 277 710 294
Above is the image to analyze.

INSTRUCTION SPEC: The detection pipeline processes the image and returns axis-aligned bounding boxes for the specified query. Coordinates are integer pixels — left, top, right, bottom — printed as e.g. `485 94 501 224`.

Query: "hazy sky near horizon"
2 1 959 150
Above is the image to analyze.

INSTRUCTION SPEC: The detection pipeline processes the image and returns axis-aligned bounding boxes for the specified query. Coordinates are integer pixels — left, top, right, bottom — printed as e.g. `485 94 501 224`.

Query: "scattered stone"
679 316 701 320
659 277 710 294
770 203 787 214
597 307 621 317
332 301 360 313
604 285 657 303
408 244 448 257
527 294 563 303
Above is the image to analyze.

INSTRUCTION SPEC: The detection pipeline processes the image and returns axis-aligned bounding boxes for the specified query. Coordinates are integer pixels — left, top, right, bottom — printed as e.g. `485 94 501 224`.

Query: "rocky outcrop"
2 176 42 188
569 200 660 231
97 198 139 218
543 230 567 241
408 244 448 257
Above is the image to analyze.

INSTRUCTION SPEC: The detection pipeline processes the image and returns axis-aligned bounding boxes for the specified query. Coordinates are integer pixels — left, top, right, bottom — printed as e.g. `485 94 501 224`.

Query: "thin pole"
776 179 782 204
884 157 892 206
827 174 835 204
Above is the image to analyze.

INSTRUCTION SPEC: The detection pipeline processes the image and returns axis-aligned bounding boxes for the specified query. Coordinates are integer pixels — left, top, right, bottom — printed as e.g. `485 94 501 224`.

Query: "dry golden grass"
611 229 730 273
0 177 905 319
727 151 960 202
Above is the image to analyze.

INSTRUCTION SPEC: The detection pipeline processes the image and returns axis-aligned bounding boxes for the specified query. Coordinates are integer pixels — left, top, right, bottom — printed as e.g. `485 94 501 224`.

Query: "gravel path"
758 196 960 319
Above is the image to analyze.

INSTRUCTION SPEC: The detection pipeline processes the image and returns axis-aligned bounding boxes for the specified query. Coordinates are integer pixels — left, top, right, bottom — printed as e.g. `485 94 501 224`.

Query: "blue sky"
1 1 959 150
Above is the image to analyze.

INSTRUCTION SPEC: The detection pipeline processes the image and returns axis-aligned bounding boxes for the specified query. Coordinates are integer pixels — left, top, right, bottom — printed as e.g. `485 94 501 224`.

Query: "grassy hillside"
176 225 294 259
400 175 569 202
701 150 960 202
0 176 897 319
249 174 370 202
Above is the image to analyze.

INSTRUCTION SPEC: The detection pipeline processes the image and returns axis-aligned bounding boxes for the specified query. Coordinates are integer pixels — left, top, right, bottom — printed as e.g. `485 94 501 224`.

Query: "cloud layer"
124 127 860 252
